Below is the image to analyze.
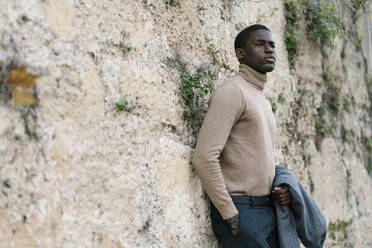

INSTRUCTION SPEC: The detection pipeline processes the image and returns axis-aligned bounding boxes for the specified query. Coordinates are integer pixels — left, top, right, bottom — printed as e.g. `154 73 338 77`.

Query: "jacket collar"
238 64 267 91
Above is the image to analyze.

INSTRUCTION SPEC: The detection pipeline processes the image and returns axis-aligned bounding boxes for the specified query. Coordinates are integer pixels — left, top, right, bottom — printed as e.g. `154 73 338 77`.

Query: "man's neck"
238 64 267 91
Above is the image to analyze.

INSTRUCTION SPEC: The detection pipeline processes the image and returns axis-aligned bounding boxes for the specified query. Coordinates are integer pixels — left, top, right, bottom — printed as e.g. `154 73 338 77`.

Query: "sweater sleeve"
192 84 245 220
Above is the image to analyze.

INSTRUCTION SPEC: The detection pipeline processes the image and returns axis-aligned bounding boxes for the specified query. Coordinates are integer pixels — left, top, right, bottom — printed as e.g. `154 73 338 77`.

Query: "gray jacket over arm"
273 165 327 248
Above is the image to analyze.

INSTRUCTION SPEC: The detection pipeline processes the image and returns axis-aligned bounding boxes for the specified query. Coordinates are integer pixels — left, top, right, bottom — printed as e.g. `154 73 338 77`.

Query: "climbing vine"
284 0 342 65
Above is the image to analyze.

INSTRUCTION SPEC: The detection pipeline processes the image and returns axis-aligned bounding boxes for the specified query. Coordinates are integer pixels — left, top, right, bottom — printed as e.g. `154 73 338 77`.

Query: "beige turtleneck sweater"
192 64 276 220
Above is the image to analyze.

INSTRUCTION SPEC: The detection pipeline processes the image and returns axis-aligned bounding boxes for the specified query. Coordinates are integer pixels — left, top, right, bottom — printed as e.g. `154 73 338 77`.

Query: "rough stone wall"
0 0 370 248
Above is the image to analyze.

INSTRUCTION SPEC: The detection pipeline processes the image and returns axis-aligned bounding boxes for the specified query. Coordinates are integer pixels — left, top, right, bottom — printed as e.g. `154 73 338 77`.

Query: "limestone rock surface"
0 0 371 247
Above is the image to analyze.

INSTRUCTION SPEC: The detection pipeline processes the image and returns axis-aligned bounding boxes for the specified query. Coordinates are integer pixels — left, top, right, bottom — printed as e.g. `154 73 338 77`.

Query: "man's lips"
264 57 276 63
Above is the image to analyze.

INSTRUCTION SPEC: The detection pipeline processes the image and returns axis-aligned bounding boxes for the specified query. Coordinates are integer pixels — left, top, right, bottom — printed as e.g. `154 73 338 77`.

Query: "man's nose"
265 44 273 53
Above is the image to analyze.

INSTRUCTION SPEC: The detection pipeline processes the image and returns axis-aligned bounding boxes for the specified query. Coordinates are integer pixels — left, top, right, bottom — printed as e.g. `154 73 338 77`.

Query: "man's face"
236 29 277 74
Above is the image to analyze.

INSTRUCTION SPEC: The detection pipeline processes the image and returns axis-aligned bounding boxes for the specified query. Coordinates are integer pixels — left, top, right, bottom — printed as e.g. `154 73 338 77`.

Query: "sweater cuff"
220 201 239 220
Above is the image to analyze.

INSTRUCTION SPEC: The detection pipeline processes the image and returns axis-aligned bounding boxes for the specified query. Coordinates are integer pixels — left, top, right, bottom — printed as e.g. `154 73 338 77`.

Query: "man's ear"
235 48 245 63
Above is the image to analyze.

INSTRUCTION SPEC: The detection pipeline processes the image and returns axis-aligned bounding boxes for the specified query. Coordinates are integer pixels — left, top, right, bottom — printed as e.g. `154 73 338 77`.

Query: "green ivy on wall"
284 0 342 66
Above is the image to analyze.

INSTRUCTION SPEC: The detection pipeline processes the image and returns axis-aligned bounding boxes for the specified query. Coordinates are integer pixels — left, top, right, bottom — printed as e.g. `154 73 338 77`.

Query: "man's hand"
226 214 239 237
272 185 292 205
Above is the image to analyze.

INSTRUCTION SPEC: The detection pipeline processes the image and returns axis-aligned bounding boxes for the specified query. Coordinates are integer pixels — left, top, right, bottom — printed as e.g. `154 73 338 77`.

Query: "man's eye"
256 43 263 46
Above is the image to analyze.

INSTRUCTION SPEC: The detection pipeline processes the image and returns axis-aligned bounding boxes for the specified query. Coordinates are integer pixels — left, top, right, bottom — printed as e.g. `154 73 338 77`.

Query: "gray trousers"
211 196 278 248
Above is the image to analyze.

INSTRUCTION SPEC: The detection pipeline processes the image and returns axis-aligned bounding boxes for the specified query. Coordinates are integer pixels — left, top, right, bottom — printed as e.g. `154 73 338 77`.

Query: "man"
192 24 291 247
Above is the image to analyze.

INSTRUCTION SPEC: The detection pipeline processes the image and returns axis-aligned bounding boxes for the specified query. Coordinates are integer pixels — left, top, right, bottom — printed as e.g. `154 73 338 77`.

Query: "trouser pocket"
210 201 278 248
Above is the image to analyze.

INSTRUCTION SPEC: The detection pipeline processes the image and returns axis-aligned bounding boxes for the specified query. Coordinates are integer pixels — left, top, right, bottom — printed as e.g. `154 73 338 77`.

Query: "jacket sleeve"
192 84 245 220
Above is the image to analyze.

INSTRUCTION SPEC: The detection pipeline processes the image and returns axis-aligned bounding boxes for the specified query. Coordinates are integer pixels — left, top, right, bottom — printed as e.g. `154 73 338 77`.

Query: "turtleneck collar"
238 64 267 91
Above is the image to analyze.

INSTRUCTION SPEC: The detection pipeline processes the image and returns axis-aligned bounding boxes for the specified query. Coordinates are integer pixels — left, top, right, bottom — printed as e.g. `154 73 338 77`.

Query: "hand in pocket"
231 228 239 237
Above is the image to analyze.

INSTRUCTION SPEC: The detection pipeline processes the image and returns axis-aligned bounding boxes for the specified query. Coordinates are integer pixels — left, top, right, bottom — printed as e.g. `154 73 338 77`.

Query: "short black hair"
234 24 271 50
